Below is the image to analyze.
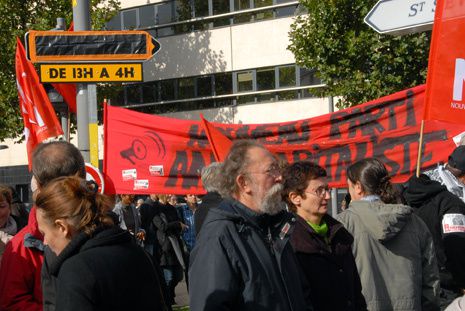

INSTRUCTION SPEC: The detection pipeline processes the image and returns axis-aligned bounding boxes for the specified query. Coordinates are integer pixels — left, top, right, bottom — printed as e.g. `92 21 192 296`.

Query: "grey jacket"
112 202 143 234
336 201 440 311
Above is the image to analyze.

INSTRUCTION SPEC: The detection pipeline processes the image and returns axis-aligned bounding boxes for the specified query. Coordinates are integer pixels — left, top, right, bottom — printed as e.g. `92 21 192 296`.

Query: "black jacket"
403 175 465 290
152 203 184 266
50 226 166 311
290 214 366 311
194 191 222 236
189 198 312 311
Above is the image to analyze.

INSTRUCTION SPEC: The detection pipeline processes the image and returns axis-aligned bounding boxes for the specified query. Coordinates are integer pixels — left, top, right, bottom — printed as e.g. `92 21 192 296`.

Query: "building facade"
0 0 334 203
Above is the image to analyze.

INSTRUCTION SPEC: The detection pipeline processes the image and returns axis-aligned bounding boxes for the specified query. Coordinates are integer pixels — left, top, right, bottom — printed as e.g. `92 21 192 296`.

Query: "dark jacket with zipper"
189 198 313 311
49 226 166 311
290 214 367 311
403 175 465 291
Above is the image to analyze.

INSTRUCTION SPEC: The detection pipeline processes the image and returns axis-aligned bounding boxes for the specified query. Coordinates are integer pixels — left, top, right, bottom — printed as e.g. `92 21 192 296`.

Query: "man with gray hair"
189 140 312 311
194 162 223 236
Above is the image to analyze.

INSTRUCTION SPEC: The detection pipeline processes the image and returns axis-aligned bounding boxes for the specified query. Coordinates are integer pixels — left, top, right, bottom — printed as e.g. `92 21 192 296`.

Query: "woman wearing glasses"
336 158 440 310
282 161 366 311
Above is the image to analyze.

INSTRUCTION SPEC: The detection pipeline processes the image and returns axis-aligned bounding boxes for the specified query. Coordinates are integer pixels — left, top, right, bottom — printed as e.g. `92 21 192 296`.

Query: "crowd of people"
0 139 464 310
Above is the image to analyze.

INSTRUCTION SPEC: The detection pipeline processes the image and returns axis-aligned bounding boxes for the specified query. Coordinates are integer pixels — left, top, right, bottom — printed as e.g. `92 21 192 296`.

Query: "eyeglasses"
248 164 281 178
305 185 331 198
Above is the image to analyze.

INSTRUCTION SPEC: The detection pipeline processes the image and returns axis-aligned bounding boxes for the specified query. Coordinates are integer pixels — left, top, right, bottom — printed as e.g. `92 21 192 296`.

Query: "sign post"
365 0 436 35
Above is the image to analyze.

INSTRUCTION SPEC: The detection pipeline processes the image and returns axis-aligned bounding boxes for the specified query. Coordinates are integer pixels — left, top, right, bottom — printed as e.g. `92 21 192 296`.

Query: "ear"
354 182 364 196
288 192 302 206
54 219 72 238
236 174 252 194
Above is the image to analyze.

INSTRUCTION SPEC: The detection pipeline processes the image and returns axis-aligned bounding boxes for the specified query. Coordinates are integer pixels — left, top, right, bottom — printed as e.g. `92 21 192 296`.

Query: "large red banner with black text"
103 85 465 195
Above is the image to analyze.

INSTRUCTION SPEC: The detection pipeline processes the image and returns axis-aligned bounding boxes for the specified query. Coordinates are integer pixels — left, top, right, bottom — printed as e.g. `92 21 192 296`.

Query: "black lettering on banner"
165 151 188 187
318 144 353 182
251 125 279 144
100 67 110 78
181 151 206 189
186 125 208 149
278 120 311 145
235 125 250 140
292 149 314 162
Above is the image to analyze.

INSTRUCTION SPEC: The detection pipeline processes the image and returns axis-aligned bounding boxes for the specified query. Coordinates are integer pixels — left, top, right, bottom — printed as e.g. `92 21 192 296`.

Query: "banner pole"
416 119 425 177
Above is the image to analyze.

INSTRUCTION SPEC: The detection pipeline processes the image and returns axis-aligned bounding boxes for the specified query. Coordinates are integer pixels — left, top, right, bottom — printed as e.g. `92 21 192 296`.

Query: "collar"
361 194 381 202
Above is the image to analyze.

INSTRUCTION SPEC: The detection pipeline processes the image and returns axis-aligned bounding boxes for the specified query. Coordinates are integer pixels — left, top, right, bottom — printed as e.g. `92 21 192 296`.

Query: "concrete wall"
144 17 295 81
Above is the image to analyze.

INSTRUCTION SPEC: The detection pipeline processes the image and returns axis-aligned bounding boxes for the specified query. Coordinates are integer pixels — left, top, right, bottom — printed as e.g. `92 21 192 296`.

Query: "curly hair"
218 140 266 198
282 161 327 212
347 158 397 204
35 176 115 235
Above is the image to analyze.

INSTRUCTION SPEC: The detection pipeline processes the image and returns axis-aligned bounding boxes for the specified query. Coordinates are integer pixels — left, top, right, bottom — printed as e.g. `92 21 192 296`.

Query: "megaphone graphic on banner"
120 139 147 165
120 131 166 165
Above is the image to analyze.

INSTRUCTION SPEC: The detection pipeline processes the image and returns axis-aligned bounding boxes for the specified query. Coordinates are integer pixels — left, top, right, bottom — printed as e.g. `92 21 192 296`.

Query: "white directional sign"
365 0 436 35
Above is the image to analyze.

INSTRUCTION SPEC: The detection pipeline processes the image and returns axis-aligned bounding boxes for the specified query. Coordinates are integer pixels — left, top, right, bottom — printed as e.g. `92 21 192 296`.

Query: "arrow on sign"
365 0 436 35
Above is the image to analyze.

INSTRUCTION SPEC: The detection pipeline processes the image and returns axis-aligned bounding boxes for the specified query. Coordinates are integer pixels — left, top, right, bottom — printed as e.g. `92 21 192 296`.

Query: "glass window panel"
255 10 273 21
194 0 209 17
139 5 156 27
237 95 256 105
213 0 230 14
278 90 298 101
215 73 232 95
237 71 254 92
106 14 121 30
256 67 275 91
301 88 317 98
254 0 272 8
276 4 297 17
235 0 250 10
257 93 275 102
156 3 175 25
142 83 157 103
279 65 296 88
126 85 142 104
300 68 322 86
157 26 175 37
122 9 137 30
178 78 195 99
160 80 176 101
197 76 213 97
175 0 193 21
233 12 253 24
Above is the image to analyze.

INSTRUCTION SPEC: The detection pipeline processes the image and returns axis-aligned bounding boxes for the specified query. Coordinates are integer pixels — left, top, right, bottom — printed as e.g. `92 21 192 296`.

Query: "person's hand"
136 231 146 241
181 222 189 231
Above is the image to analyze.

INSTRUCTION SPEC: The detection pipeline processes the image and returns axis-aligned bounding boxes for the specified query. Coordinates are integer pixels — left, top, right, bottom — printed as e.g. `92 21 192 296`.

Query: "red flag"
424 0 465 124
16 38 63 169
199 114 232 162
51 22 76 113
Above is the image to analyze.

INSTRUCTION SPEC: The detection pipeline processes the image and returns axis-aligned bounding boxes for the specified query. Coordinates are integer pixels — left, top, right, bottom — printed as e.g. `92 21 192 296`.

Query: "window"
106 14 121 30
194 0 210 17
126 85 142 104
215 73 232 95
122 9 137 30
156 2 175 25
278 65 296 88
139 5 156 27
237 71 254 92
197 76 213 97
300 68 322 86
178 78 195 99
142 83 157 103
256 67 275 90
235 0 250 10
254 0 273 20
160 80 176 101
212 0 231 26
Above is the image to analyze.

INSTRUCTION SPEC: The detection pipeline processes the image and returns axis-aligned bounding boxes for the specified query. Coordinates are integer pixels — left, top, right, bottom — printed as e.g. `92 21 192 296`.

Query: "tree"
288 0 431 108
0 0 120 141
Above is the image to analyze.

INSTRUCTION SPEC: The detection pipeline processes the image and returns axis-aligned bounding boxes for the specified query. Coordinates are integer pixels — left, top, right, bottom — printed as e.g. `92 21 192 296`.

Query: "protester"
194 162 223 236
136 198 144 209
153 194 187 306
403 174 465 307
425 145 465 202
189 140 311 311
9 186 29 229
282 161 366 311
178 194 197 252
140 194 162 257
336 158 440 310
35 176 166 310
113 194 145 245
0 185 19 263
0 141 87 311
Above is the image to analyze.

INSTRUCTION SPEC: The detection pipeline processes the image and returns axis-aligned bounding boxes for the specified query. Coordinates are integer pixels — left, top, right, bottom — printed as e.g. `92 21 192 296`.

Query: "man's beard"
258 183 285 215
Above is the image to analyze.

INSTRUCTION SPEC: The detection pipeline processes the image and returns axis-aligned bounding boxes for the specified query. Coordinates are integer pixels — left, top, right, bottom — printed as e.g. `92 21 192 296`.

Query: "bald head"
32 141 85 188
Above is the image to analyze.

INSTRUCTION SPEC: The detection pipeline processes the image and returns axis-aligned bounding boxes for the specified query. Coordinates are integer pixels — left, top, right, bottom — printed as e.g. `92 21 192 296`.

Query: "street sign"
26 30 160 63
39 63 143 83
365 0 436 35
85 163 105 194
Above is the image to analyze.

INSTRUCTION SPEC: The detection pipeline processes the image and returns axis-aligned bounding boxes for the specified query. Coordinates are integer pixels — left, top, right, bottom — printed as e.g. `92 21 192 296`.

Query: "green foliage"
0 0 120 141
288 0 431 108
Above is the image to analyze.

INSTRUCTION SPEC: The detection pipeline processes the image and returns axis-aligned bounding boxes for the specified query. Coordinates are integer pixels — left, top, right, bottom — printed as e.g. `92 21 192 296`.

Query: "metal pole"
327 96 339 215
55 18 69 141
88 84 99 168
73 0 91 162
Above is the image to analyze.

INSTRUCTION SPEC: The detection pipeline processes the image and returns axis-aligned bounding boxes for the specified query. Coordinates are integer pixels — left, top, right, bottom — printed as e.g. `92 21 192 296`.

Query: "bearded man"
189 140 312 311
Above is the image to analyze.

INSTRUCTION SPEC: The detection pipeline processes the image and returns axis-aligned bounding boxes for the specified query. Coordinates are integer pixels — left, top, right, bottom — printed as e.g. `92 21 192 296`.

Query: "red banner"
103 85 465 195
16 38 63 169
424 0 465 124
